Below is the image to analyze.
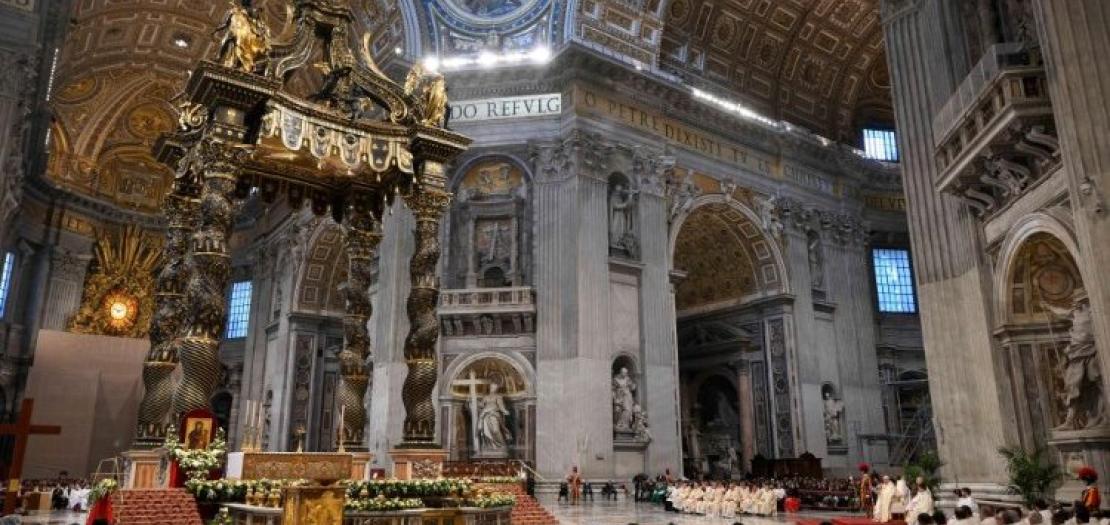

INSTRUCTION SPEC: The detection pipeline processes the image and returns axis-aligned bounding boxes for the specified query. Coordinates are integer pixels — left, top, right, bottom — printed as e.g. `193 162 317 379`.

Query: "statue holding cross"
451 371 512 458
452 371 487 454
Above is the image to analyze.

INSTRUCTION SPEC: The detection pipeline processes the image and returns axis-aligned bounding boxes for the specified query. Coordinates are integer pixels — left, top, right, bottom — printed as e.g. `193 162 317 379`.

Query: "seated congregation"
664 480 784 518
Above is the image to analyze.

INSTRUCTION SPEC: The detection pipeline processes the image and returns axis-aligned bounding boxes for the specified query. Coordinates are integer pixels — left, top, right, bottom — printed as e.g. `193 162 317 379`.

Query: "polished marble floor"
19 511 87 524
12 500 852 525
539 496 852 525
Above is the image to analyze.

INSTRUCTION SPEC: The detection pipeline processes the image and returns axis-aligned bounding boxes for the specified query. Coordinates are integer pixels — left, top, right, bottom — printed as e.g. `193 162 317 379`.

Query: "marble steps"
475 483 560 525
111 488 204 525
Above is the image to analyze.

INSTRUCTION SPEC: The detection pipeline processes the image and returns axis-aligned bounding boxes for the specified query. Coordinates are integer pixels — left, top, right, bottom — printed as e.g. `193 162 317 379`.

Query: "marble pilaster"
882 0 1012 482
637 170 682 476
41 250 89 330
822 224 886 468
1033 0 1110 401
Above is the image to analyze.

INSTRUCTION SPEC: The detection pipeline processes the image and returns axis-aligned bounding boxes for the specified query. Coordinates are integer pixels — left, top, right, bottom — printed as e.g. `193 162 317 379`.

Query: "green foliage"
998 446 1062 506
903 450 944 492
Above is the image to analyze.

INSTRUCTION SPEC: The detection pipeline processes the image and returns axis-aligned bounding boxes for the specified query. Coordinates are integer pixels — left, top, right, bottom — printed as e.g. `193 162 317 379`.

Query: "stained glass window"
0 252 13 318
863 128 899 162
225 280 252 338
873 248 916 313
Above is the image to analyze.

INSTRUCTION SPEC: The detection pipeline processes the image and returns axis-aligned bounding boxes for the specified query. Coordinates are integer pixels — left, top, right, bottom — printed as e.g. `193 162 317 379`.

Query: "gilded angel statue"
404 63 449 128
214 0 271 73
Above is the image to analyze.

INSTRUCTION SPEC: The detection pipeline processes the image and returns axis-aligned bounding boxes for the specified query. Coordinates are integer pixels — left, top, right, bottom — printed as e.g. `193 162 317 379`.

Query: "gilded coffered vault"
38 0 896 214
660 0 892 142
673 201 783 312
43 0 407 213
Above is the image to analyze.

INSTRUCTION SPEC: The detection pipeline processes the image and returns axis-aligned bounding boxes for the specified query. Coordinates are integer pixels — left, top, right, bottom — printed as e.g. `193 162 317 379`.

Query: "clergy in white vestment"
906 480 935 525
722 485 740 518
874 476 897 523
893 477 910 517
68 487 90 511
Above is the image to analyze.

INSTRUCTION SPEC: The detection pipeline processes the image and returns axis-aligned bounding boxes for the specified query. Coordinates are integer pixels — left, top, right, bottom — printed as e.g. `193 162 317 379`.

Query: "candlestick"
337 405 346 453
245 400 256 451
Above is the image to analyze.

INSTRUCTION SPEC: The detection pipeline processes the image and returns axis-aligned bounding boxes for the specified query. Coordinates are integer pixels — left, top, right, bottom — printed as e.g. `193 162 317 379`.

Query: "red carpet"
111 488 203 525
797 518 906 525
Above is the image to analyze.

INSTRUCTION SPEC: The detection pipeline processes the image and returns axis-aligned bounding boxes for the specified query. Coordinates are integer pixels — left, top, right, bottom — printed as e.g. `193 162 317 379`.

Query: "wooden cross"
0 399 62 514
451 371 487 453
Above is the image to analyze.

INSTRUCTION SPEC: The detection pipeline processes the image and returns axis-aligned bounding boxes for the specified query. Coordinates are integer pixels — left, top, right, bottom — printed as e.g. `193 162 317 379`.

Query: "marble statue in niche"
477 382 512 455
608 174 639 258
1042 292 1106 430
451 357 527 458
710 391 739 428
823 387 845 444
808 230 824 290
613 367 637 431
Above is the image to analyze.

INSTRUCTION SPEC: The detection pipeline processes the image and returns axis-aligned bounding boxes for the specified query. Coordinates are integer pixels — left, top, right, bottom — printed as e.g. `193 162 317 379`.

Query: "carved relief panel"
446 159 531 289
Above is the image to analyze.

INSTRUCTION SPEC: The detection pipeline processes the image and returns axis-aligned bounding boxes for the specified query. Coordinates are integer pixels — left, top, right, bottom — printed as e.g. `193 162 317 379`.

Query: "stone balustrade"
438 287 536 337
932 43 1061 218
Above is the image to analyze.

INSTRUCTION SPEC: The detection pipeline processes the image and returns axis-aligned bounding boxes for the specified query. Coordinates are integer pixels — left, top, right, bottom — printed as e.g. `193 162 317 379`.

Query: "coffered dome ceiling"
45 0 405 213
660 0 892 143
41 0 892 212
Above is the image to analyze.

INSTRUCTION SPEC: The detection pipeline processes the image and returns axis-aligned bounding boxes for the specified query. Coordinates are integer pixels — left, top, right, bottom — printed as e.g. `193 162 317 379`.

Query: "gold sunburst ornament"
69 225 161 338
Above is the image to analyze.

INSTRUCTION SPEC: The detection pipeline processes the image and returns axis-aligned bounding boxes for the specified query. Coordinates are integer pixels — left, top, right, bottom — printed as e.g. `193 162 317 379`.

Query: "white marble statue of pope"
613 367 636 431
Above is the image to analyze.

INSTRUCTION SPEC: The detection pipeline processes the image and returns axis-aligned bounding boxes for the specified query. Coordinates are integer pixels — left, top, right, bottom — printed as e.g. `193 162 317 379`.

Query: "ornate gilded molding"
68 225 161 338
141 1 470 451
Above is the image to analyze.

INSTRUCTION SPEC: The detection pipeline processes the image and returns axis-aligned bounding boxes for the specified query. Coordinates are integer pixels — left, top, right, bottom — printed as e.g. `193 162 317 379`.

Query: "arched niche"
445 156 532 289
684 373 742 478
670 195 789 313
993 224 1105 450
440 352 536 462
993 212 1087 324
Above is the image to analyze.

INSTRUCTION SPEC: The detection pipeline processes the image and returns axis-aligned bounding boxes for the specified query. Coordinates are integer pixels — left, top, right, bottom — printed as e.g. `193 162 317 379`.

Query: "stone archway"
670 193 789 476
669 195 789 313
993 224 1108 482
294 221 348 315
440 353 535 462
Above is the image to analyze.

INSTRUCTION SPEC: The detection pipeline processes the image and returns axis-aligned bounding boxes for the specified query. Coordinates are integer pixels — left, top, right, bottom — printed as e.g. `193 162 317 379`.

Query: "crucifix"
451 371 487 454
0 399 61 514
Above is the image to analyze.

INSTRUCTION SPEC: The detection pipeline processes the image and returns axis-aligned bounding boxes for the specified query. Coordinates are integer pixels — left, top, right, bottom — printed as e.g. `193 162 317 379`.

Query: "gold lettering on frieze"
574 85 777 178
864 194 907 212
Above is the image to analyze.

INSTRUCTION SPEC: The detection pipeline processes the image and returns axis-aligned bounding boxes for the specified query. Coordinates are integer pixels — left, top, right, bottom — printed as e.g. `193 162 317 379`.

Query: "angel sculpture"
404 63 449 127
214 1 271 74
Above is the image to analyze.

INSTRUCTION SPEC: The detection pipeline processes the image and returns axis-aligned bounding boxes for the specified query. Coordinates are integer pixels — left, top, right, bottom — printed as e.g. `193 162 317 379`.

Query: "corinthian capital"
404 189 452 220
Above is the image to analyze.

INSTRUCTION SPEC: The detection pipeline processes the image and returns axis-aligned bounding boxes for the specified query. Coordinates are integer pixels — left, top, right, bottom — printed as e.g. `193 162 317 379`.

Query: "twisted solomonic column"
173 148 238 416
338 206 382 451
400 189 451 447
135 186 198 446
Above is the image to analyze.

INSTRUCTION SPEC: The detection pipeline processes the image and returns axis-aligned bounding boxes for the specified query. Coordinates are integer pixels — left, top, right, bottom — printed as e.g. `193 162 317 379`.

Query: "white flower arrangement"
88 478 119 505
164 426 228 480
